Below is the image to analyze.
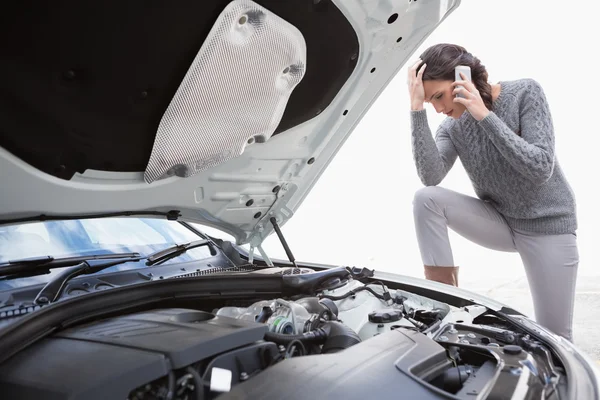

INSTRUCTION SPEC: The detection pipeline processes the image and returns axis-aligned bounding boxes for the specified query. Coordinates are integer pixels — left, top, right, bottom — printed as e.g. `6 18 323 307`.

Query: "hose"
319 321 361 354
264 321 361 353
186 367 204 400
165 371 176 400
285 339 307 357
318 285 391 302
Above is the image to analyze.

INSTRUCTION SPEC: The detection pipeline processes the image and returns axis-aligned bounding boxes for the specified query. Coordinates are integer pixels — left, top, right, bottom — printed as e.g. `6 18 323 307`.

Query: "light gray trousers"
413 186 579 341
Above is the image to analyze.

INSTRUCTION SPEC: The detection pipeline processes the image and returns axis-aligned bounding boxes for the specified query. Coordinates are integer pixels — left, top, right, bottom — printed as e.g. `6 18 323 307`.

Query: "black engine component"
219 328 453 400
433 323 562 399
0 308 275 400
412 308 446 325
319 321 362 354
368 309 402 324
282 266 351 293
437 365 474 393
295 297 339 320
264 321 361 354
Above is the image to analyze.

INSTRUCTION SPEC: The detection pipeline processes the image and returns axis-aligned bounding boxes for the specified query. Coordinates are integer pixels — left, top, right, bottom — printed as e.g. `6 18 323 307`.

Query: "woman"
408 43 578 341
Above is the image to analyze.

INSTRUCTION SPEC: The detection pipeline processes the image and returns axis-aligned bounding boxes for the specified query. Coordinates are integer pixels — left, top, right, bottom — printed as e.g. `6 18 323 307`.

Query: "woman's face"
423 79 466 119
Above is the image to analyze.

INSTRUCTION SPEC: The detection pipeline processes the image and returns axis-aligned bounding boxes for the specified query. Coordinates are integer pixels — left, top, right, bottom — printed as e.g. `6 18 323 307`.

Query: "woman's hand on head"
452 73 490 121
408 59 426 111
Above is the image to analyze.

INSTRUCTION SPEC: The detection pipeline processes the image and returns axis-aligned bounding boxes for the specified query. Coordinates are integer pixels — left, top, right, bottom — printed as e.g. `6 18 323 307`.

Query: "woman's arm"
477 79 555 184
452 76 556 184
411 109 458 186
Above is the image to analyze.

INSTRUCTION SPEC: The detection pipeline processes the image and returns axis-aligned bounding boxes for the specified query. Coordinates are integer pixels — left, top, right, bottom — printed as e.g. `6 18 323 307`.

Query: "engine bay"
0 265 566 400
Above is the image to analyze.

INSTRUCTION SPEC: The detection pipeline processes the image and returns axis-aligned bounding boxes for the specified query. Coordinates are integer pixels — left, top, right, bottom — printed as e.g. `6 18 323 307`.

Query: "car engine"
0 266 566 400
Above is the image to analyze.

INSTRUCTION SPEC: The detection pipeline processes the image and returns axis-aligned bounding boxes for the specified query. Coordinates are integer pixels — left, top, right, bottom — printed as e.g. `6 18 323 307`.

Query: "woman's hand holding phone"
453 72 490 121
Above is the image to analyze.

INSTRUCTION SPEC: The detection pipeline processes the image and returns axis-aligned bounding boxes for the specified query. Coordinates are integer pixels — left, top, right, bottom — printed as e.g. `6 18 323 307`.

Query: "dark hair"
417 43 493 110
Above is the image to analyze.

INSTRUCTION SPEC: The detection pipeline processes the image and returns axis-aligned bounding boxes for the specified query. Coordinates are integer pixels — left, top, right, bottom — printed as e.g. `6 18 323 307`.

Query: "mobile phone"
455 65 471 98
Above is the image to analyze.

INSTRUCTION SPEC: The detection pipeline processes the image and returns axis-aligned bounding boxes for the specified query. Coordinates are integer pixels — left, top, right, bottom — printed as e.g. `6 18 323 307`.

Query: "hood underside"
0 0 460 245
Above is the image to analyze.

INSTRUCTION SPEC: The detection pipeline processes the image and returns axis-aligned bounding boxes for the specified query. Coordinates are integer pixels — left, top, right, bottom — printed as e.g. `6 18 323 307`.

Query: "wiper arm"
34 254 142 305
7 239 214 303
145 239 214 266
0 253 140 279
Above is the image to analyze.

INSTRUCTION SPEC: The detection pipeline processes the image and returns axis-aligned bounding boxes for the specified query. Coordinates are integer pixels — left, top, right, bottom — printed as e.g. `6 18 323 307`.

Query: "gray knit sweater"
411 78 577 234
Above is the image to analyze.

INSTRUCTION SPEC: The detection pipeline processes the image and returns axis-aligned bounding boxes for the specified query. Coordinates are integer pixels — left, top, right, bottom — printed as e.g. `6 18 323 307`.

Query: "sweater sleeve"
410 109 458 186
477 79 555 184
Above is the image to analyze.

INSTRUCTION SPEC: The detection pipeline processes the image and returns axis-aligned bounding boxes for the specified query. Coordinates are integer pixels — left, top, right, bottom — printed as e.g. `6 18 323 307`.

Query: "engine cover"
0 308 269 400
218 327 452 400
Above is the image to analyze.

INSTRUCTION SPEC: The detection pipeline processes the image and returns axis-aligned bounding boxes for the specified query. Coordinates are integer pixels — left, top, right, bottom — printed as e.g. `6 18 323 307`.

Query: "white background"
257 0 600 297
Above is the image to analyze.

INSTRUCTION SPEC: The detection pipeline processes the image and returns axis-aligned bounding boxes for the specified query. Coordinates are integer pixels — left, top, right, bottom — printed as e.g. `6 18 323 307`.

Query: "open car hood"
0 0 460 246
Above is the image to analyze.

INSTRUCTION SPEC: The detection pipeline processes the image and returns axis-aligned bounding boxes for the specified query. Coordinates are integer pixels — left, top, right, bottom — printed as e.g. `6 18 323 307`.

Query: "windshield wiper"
32 253 142 305
145 239 214 266
4 239 214 304
0 253 141 278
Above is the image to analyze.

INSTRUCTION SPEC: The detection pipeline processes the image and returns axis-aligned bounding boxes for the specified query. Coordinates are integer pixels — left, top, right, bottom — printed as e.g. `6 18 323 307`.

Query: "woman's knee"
413 186 447 209
413 186 448 223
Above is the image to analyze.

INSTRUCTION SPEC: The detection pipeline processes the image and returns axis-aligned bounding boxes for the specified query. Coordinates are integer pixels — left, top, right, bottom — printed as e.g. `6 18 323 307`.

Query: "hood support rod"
270 217 298 269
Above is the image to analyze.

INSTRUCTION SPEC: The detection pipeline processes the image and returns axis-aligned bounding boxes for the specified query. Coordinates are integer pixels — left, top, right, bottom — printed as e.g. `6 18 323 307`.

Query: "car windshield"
0 217 214 290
